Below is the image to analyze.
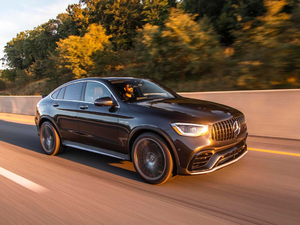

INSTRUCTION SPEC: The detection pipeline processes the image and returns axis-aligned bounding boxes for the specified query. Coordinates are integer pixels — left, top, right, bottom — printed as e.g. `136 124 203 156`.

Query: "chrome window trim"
49 80 120 108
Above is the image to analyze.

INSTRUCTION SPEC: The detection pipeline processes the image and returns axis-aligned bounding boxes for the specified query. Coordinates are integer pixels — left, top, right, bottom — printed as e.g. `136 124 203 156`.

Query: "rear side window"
51 89 60 99
57 87 65 100
64 83 83 101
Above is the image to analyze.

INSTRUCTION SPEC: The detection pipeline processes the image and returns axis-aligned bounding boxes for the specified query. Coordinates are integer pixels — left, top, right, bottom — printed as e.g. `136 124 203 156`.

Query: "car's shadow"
0 119 142 183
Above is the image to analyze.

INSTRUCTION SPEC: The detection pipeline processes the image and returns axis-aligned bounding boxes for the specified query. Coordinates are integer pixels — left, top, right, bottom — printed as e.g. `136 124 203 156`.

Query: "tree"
135 9 221 80
66 3 89 36
142 0 170 26
180 0 266 45
233 0 300 89
103 0 143 50
3 32 28 70
1 69 17 82
81 0 143 50
55 24 112 78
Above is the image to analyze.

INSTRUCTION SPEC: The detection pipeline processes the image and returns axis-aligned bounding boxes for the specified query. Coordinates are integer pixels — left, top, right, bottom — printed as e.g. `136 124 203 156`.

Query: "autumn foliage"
1 0 300 94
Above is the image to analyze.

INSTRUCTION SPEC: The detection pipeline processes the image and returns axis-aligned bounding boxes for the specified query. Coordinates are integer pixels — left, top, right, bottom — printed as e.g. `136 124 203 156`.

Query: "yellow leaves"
287 77 297 83
264 0 288 16
262 0 291 24
238 61 262 66
224 47 234 57
55 24 111 78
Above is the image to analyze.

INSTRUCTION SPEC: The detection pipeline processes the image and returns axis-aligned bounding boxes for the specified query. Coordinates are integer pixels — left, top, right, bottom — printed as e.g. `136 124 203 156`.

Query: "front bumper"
187 143 247 175
167 127 248 175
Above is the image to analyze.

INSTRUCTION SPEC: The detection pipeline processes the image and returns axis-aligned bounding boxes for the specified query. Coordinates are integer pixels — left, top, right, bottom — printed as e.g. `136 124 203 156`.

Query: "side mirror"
94 97 117 107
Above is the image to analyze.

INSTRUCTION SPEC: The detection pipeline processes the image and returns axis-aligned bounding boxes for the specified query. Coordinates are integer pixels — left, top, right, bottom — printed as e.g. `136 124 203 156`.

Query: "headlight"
171 123 208 137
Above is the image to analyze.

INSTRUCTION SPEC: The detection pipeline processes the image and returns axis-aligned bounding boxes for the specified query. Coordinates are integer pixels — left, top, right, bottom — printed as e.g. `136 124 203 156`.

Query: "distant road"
1 113 300 225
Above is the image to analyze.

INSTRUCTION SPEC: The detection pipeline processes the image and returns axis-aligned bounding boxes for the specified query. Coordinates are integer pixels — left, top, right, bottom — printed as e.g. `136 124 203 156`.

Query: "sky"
0 0 78 69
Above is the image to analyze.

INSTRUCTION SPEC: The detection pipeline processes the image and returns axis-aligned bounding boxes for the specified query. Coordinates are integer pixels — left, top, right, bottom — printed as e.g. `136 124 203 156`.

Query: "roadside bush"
0 79 6 91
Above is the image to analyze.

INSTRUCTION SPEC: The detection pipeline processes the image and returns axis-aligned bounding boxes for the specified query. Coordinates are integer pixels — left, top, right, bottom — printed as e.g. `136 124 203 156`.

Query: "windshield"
109 79 177 102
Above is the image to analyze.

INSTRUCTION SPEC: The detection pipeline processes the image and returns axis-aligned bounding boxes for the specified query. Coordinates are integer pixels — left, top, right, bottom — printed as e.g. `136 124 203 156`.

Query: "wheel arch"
128 126 180 175
39 116 61 138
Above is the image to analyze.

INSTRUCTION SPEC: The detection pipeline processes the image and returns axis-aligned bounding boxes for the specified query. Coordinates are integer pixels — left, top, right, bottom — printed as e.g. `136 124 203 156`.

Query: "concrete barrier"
0 96 42 116
0 89 299 140
180 89 300 140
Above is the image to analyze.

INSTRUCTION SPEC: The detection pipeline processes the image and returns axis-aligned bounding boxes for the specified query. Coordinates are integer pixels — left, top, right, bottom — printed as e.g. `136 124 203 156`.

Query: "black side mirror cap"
94 97 117 107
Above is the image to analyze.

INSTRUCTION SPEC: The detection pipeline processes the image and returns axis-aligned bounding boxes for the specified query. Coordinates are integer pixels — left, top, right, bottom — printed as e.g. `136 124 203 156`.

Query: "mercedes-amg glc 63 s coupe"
35 77 248 184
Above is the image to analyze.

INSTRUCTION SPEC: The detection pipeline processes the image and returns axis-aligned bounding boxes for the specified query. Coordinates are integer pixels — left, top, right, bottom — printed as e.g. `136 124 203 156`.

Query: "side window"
84 82 111 103
51 89 60 99
64 83 83 101
57 87 65 100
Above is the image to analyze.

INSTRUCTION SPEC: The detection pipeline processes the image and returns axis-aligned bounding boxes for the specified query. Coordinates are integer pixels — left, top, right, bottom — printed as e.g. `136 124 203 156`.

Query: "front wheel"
132 133 173 185
40 121 65 155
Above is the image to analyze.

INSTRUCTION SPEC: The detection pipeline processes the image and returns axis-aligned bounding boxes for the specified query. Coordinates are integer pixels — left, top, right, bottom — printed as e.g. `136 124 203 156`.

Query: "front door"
77 82 120 153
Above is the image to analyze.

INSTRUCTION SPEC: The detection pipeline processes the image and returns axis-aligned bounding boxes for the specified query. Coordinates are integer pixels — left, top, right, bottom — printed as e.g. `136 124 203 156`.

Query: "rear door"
77 81 120 152
51 82 84 143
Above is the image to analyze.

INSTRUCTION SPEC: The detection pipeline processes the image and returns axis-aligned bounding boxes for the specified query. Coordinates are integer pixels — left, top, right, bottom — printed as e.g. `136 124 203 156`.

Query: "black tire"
40 121 65 155
132 132 173 185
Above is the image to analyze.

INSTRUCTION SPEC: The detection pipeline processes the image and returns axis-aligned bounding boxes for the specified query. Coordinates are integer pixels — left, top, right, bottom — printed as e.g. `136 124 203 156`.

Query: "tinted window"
64 83 83 101
57 87 65 100
85 82 111 103
109 79 175 102
51 89 60 99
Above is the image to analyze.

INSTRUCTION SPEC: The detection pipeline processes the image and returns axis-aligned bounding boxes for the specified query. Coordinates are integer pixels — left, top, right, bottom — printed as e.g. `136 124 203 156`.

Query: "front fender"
128 126 181 172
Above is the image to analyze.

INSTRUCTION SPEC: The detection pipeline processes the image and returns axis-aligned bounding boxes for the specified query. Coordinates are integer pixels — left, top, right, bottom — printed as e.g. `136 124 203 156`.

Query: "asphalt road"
0 113 300 225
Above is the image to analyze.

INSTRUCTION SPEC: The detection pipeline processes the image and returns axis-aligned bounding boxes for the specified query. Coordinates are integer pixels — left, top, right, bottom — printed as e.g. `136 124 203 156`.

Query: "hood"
127 97 242 124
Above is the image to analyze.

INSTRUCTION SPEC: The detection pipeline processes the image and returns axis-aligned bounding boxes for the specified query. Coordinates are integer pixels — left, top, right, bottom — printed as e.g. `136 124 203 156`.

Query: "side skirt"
62 140 129 161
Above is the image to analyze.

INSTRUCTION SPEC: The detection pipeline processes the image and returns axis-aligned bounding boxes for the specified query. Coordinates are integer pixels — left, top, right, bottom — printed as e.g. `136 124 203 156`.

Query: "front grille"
191 152 213 171
211 116 246 141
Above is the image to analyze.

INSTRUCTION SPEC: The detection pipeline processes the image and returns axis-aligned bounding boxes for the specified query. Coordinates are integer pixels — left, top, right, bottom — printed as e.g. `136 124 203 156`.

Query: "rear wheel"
40 121 65 155
132 133 173 184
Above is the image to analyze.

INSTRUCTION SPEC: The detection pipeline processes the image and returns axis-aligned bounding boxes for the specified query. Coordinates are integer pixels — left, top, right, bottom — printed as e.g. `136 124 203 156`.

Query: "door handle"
53 103 59 107
80 105 88 110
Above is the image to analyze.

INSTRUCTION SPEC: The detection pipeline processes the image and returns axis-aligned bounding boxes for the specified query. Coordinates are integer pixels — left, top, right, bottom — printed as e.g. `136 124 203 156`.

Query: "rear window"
64 83 83 101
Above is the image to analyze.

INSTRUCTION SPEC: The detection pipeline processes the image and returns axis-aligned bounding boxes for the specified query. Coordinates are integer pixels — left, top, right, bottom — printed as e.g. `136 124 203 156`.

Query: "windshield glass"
109 79 177 102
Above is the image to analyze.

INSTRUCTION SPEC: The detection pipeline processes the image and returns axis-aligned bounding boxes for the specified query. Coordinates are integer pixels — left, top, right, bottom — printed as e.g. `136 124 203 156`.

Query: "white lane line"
0 167 48 193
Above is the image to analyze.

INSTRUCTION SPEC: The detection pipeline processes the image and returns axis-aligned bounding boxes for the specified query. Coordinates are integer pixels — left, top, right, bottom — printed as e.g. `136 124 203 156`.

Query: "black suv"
35 77 248 184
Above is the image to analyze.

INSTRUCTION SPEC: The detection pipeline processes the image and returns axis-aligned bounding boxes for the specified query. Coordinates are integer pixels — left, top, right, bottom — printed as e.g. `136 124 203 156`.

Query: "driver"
123 83 136 101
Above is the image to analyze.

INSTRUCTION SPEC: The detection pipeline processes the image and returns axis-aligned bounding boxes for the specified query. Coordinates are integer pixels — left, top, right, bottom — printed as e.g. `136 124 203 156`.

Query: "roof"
72 77 138 81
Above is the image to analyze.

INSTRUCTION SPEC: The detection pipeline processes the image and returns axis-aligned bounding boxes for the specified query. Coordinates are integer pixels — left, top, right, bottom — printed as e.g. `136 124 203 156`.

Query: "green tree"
142 0 170 26
1 69 17 82
3 32 28 70
66 3 90 36
104 0 143 50
135 9 221 80
81 0 143 50
234 0 300 88
180 0 266 45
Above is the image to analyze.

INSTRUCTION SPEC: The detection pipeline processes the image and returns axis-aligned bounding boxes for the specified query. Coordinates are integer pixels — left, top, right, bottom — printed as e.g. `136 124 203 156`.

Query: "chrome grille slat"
219 122 224 141
212 125 216 140
216 123 221 141
224 121 228 140
225 120 230 140
211 116 246 141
